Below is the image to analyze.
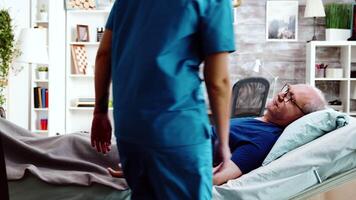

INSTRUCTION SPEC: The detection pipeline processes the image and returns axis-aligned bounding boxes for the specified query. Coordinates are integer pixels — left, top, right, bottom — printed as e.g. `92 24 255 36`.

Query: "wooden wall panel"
230 0 354 91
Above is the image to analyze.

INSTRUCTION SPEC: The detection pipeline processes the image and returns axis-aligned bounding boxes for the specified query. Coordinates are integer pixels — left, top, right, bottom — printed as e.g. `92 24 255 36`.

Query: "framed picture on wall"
266 1 298 42
71 44 88 75
76 24 90 42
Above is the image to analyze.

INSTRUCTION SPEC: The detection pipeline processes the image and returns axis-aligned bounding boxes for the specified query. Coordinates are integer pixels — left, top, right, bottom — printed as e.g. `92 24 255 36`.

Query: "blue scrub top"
106 0 235 147
212 118 283 149
211 118 283 173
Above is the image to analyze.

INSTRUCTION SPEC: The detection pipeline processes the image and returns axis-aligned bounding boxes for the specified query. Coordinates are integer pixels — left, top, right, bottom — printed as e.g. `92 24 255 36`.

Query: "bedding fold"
0 118 128 190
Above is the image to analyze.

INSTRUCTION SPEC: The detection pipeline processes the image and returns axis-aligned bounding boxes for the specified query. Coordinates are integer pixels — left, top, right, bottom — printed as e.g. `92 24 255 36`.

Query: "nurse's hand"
213 142 231 174
91 113 112 154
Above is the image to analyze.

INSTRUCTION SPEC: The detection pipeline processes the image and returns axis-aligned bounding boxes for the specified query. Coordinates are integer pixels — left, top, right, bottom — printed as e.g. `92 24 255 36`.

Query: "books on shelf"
34 87 48 108
76 97 95 107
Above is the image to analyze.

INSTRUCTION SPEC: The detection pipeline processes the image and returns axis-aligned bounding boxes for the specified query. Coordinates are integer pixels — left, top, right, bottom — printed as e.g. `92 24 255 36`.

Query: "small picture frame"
65 0 97 10
71 44 88 75
76 24 89 42
266 1 299 42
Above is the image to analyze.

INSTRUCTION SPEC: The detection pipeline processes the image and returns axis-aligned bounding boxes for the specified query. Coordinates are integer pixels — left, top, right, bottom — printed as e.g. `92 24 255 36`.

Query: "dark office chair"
0 134 9 200
231 77 270 118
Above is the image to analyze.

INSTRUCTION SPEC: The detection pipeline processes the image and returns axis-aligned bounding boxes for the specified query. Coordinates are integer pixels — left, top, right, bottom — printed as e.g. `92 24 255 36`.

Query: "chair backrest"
0 134 9 200
231 77 270 118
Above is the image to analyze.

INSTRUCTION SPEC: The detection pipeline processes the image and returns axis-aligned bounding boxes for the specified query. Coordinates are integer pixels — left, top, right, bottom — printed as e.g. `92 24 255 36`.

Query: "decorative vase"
326 29 351 41
348 4 356 41
37 71 48 80
315 68 325 78
39 12 48 21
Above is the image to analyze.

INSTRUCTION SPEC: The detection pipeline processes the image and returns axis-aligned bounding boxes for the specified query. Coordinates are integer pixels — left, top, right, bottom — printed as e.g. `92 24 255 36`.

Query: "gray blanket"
1 118 128 190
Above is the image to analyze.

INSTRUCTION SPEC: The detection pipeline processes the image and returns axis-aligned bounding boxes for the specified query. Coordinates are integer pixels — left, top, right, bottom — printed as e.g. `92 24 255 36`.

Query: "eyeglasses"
280 84 305 115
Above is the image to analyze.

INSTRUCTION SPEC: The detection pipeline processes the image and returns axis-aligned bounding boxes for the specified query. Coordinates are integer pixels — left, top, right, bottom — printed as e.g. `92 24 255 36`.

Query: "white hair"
302 85 328 114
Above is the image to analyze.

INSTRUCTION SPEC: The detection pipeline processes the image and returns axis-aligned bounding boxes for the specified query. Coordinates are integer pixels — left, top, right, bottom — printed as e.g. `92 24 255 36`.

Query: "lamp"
15 28 48 130
304 0 326 41
16 28 48 64
253 59 279 98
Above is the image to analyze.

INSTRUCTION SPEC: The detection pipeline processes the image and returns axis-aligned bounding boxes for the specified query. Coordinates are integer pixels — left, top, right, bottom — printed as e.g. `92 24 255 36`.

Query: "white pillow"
262 109 349 166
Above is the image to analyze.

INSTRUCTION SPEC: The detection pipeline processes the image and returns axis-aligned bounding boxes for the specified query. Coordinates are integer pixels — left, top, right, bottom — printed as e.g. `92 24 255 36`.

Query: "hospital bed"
2 115 356 200
9 175 131 200
213 116 356 200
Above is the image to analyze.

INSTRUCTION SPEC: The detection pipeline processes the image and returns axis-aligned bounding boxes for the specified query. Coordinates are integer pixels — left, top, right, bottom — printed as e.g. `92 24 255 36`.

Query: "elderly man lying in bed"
108 84 327 186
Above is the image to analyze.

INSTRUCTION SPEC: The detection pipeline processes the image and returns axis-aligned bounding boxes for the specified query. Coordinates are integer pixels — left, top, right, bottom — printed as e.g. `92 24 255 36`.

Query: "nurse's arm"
94 30 112 114
204 52 231 167
91 30 113 154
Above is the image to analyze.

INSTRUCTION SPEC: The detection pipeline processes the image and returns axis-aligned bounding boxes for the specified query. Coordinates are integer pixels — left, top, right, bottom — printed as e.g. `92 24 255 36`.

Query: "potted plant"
325 3 353 41
39 4 48 21
0 9 19 118
37 66 48 80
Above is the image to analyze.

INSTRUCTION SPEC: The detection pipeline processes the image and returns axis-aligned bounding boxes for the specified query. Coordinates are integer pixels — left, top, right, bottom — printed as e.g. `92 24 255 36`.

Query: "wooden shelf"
307 42 356 116
69 42 100 46
32 130 49 134
66 5 112 134
34 79 49 83
69 107 113 111
310 41 356 47
69 74 94 78
67 9 111 14
315 78 348 81
34 108 49 111
34 20 49 24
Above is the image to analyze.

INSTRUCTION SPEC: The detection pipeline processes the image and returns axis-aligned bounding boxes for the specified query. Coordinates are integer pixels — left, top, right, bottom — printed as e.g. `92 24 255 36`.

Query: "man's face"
266 84 312 126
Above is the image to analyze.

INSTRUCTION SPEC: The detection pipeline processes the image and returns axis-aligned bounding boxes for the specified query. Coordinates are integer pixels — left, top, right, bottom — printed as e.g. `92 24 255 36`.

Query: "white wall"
1 0 66 134
47 0 66 135
1 0 30 129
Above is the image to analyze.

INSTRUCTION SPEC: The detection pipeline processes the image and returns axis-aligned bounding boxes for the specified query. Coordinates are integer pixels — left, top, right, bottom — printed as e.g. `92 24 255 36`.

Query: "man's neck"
255 116 269 123
256 115 284 127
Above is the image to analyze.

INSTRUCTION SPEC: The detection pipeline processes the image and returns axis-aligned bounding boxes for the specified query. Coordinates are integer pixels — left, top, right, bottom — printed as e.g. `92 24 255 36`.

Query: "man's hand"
91 113 112 154
108 164 124 178
213 159 242 185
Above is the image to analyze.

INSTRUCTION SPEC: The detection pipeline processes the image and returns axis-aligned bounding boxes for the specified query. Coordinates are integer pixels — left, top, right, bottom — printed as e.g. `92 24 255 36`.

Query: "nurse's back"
109 0 206 112
107 0 227 147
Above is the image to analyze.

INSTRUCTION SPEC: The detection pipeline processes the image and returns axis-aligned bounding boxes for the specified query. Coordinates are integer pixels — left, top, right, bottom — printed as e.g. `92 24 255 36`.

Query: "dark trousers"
0 135 9 200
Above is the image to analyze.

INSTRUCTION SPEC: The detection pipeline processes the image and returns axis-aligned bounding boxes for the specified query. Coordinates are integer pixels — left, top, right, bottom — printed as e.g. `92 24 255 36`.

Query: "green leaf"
0 9 16 107
325 3 353 29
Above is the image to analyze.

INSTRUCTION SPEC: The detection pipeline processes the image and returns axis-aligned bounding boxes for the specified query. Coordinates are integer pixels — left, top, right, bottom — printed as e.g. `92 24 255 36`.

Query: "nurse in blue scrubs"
91 0 235 199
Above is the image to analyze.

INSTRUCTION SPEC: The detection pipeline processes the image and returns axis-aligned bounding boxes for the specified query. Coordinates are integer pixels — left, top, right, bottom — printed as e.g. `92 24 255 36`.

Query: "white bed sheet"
213 117 356 200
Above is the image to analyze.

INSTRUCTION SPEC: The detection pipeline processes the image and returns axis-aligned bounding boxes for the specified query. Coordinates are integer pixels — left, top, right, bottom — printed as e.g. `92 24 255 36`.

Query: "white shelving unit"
306 41 356 116
30 0 50 136
65 7 113 133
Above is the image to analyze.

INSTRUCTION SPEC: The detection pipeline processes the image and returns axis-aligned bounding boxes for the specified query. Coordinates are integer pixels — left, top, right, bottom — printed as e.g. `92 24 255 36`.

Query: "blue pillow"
262 109 349 166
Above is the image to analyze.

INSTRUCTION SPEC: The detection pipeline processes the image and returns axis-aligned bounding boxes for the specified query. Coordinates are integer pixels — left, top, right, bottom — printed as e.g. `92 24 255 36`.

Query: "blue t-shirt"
212 118 283 173
106 0 235 147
